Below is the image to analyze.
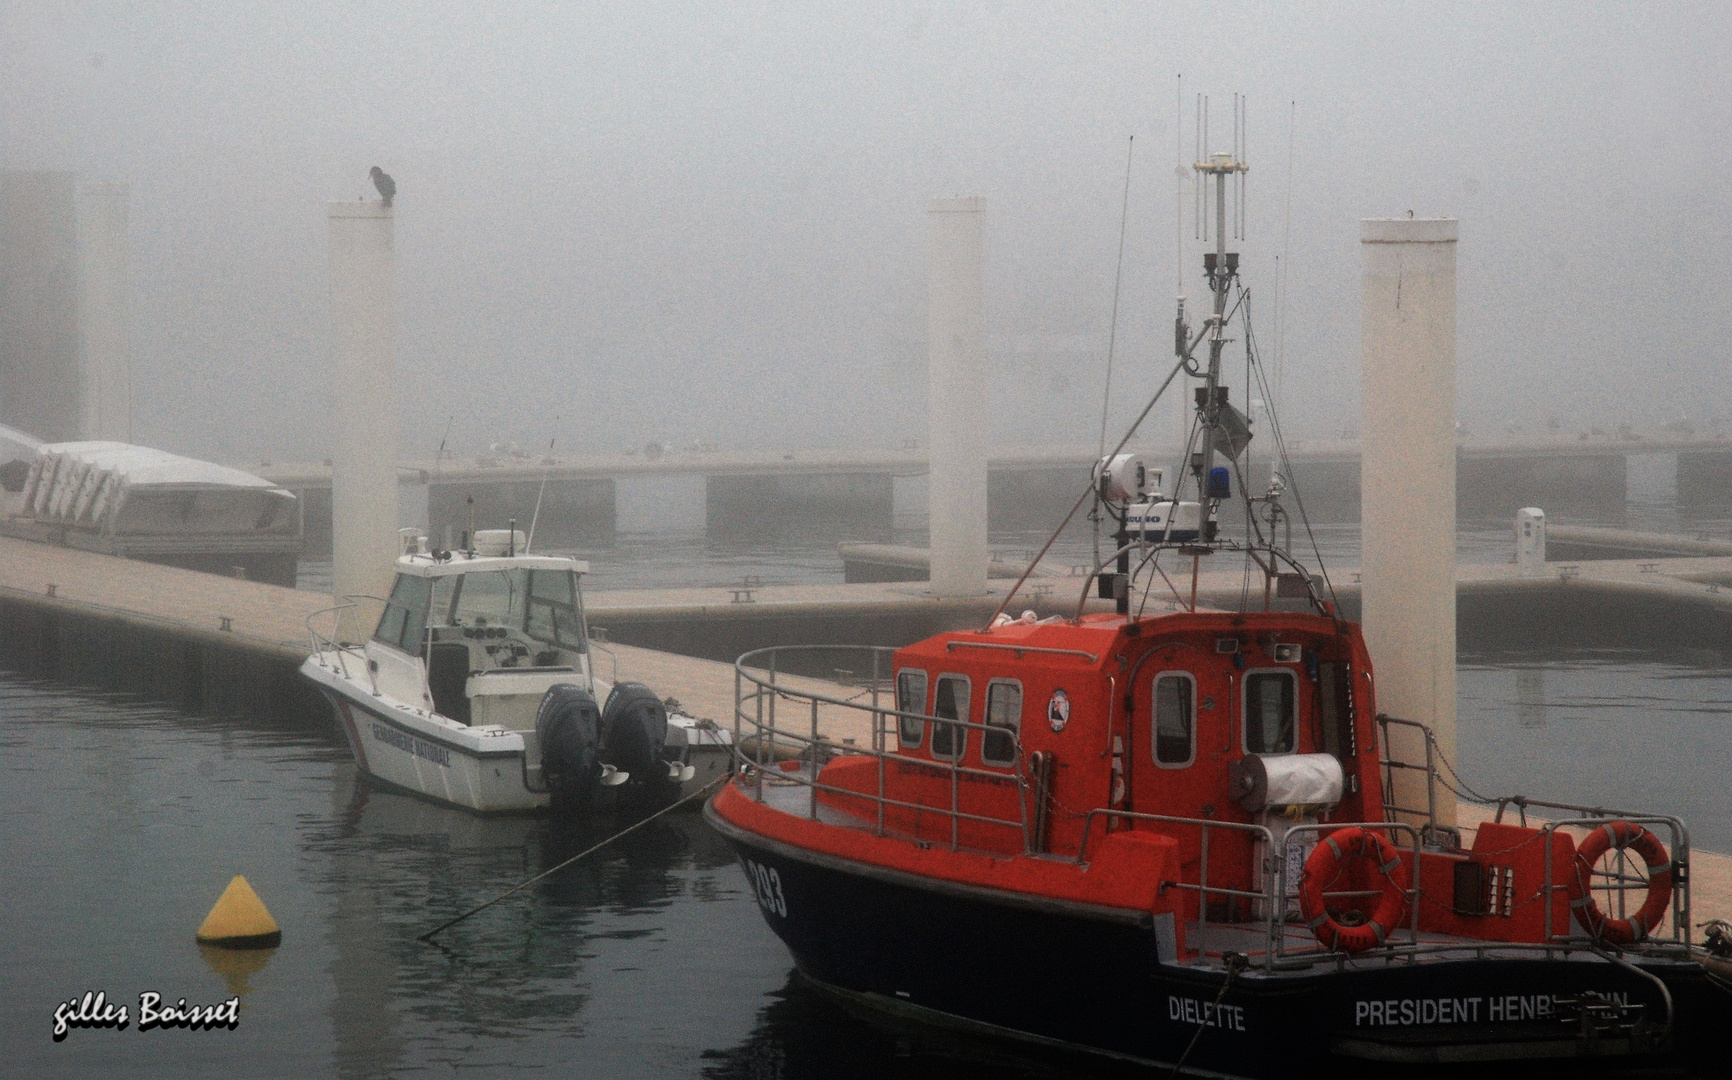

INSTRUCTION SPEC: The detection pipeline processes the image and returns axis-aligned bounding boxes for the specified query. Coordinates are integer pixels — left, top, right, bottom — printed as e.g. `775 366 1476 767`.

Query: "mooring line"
1168 951 1245 1078
419 773 730 943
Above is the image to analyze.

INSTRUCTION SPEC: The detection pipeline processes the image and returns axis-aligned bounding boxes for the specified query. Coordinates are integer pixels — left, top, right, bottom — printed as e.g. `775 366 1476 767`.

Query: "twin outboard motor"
601 682 669 786
535 684 603 808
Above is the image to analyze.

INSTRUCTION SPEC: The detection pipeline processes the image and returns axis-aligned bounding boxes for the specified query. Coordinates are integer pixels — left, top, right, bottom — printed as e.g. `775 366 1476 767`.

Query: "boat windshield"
446 568 586 651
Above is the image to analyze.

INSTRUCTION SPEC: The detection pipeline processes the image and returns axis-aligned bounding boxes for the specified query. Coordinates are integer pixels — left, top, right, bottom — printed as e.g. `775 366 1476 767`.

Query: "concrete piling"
74 182 132 442
327 201 398 606
926 197 989 599
1360 217 1459 829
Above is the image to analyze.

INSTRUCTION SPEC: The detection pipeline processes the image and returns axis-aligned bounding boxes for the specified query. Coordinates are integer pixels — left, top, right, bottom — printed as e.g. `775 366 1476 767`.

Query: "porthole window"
1152 672 1196 767
896 669 928 749
930 674 970 761
982 680 1022 767
1243 670 1298 754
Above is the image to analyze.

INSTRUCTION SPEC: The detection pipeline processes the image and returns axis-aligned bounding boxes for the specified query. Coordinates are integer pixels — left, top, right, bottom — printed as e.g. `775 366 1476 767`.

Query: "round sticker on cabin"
1047 689 1072 732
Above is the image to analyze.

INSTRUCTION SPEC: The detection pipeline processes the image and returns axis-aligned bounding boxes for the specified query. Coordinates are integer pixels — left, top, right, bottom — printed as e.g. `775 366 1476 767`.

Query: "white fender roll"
1229 752 1344 813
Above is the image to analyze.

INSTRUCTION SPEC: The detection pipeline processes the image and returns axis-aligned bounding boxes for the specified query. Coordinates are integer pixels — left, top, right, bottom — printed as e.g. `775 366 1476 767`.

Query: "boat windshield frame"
374 561 590 655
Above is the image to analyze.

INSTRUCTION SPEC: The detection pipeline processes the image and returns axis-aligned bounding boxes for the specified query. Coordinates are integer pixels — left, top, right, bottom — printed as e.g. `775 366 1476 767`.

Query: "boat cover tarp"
19 442 296 537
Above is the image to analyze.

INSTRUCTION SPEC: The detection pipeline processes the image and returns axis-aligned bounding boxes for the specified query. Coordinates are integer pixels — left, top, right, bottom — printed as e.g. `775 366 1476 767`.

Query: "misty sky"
4 2 1729 465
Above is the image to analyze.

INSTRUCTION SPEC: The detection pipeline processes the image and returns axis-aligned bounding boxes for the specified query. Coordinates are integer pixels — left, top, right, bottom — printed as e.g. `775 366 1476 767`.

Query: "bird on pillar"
370 166 396 207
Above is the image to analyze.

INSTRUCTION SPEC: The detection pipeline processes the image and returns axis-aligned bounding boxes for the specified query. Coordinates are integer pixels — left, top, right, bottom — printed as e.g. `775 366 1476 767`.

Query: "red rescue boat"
707 114 1724 1075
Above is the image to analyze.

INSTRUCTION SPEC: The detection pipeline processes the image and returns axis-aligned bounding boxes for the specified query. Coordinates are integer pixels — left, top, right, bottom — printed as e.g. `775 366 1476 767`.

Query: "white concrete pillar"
927 196 988 598
1360 217 1458 829
328 202 398 605
75 182 131 441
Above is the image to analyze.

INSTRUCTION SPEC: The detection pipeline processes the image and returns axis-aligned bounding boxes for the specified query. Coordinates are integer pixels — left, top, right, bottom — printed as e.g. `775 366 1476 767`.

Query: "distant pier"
250 431 1732 551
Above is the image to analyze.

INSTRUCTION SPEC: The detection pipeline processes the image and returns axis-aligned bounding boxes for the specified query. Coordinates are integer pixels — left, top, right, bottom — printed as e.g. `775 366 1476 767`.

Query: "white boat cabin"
364 552 598 734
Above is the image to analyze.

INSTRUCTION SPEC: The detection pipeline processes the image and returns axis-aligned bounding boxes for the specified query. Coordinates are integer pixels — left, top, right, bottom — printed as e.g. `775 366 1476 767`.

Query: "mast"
1178 95 1249 544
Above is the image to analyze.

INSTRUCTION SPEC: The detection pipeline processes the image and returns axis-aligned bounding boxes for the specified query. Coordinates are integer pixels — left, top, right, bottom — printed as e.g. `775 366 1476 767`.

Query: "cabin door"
1127 650 1234 819
1128 649 1251 915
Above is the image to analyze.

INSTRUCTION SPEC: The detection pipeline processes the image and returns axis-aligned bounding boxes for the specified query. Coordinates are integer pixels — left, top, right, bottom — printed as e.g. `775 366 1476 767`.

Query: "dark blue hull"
707 804 1722 1077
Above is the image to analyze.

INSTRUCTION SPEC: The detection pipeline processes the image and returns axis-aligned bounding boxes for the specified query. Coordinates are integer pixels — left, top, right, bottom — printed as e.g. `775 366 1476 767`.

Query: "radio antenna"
525 433 556 553
1175 74 1185 296
1275 100 1296 408
1193 93 1203 240
1176 74 1189 452
1098 135 1134 463
434 415 454 474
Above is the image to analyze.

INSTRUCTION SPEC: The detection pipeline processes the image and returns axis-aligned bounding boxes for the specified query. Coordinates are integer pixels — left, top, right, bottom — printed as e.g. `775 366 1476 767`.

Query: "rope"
1422 727 1502 806
418 772 729 942
986 353 1194 628
1168 950 1247 1078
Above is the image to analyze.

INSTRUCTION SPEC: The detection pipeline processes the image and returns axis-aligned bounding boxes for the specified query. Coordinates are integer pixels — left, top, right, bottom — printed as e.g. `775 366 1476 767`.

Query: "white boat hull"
304 652 546 812
302 650 734 814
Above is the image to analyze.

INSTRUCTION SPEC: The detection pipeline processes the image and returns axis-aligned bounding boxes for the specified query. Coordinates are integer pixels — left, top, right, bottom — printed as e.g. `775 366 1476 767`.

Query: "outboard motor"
600 681 668 786
535 684 602 809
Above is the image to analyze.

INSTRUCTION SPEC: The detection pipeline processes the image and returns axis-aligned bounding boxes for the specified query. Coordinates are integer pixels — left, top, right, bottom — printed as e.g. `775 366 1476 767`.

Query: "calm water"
2 641 1728 1077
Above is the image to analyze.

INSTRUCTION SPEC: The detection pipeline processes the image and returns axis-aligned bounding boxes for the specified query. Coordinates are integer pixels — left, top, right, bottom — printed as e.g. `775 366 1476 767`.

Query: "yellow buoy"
195 875 282 949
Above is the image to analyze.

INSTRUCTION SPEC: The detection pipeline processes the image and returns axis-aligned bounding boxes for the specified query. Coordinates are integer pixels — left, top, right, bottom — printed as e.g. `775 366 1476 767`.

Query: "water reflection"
197 943 277 998
312 764 747 1076
1457 646 1732 849
700 974 1147 1080
1516 667 1546 728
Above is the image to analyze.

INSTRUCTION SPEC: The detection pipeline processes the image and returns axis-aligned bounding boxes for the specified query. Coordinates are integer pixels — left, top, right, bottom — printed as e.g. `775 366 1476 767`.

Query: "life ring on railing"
1300 827 1410 954
1567 821 1674 945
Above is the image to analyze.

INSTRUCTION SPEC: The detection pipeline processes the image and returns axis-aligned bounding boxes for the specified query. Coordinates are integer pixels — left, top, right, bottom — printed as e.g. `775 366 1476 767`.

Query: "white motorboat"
300 529 732 813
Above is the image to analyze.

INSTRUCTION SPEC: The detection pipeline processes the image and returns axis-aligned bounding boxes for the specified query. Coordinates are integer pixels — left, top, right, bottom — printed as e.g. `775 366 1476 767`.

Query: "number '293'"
741 857 788 917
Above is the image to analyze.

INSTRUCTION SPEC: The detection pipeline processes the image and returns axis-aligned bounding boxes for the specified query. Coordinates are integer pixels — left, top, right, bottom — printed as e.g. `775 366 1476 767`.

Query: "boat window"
525 570 585 651
896 669 927 748
930 675 970 761
1243 670 1297 754
1153 672 1195 767
451 569 528 629
982 680 1021 766
430 576 458 626
373 574 433 657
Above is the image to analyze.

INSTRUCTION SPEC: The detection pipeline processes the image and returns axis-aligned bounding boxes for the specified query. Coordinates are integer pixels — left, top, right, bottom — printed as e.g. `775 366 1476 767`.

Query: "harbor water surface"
3 645 1728 1077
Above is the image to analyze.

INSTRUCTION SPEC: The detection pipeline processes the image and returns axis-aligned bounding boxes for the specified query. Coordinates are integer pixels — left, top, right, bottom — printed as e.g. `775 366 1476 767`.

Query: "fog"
4 2 1729 465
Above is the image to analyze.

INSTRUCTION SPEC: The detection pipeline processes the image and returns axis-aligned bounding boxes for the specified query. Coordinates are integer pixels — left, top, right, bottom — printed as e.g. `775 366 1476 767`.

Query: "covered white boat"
301 531 731 813
2 439 300 585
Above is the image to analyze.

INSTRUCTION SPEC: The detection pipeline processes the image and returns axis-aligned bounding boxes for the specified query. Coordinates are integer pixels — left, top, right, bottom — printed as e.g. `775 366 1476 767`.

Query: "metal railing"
1530 808 1693 953
305 594 386 690
1077 810 1422 970
1078 810 1280 965
734 661 1698 971
733 646 1032 852
1379 715 1694 957
1377 713 1442 831
585 626 620 685
1273 820 1423 964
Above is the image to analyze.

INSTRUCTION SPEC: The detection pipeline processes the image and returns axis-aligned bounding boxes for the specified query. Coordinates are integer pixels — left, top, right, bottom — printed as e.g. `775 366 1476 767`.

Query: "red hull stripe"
337 699 370 773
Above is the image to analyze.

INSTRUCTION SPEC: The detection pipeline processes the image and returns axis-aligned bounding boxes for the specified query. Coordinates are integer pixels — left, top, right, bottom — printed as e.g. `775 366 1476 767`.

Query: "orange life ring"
1567 821 1674 945
1300 827 1410 953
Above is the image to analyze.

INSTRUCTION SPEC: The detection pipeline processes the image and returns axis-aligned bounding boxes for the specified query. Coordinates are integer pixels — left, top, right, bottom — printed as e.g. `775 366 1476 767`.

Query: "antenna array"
1192 93 1250 243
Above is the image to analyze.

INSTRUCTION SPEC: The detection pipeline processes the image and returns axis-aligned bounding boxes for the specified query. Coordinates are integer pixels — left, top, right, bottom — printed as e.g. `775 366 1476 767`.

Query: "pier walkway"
1 534 1727 920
